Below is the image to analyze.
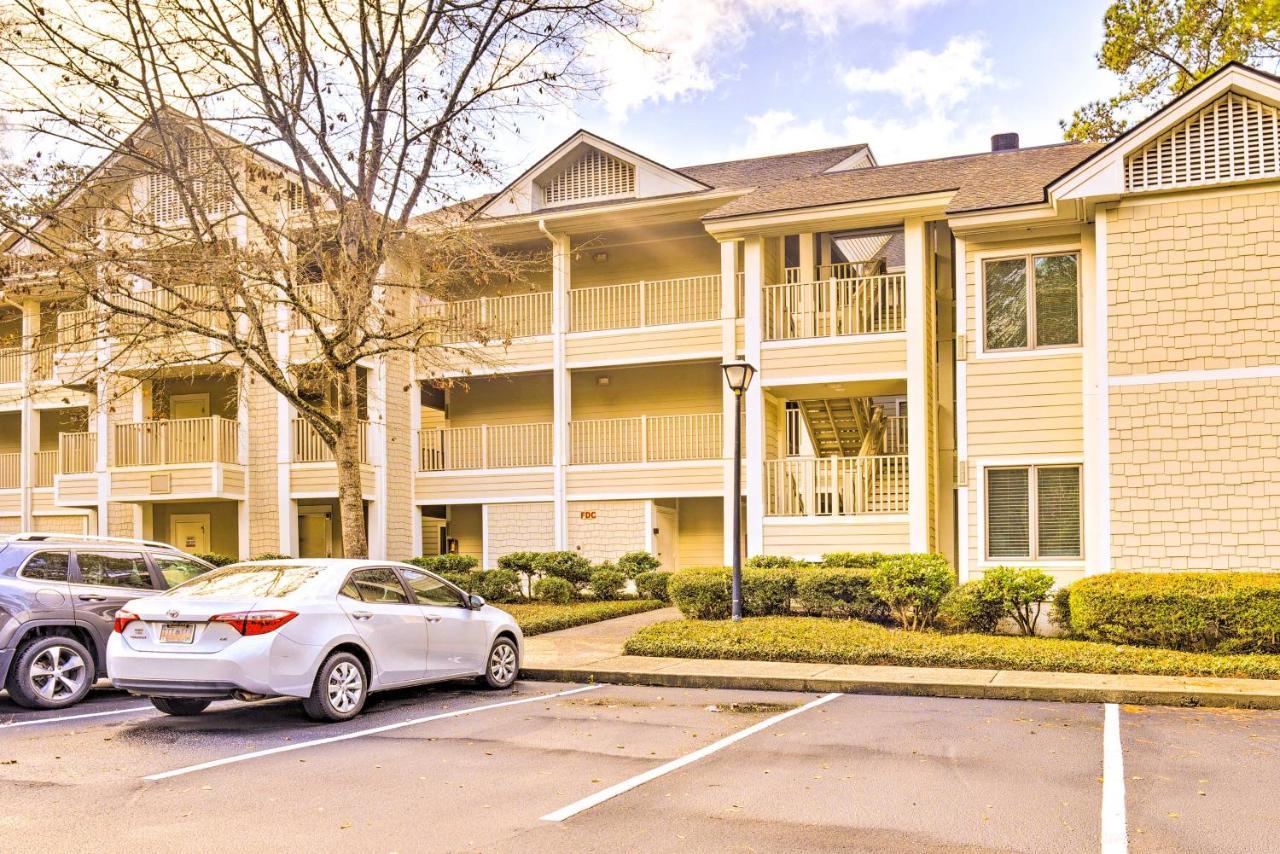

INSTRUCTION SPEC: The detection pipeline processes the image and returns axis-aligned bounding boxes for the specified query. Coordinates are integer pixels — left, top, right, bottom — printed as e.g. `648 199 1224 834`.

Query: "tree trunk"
335 366 369 558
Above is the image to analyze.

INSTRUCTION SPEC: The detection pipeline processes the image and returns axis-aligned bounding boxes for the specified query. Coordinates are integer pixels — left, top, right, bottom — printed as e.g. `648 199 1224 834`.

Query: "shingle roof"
702 141 1106 220
676 144 868 189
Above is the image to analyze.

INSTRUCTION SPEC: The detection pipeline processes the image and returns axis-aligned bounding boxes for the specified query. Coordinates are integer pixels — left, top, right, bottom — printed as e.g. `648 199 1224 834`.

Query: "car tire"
479 637 519 690
302 651 368 722
6 634 96 710
150 697 212 716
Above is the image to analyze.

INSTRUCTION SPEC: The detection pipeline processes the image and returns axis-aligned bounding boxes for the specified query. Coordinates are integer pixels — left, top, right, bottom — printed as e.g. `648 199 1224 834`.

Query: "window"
153 554 212 588
986 465 1082 560
76 552 154 589
348 568 410 604
21 552 70 582
401 569 464 608
164 564 322 599
983 253 1078 351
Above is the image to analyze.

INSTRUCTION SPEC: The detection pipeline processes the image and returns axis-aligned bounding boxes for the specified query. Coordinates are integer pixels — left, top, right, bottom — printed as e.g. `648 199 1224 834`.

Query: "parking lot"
3 681 1279 853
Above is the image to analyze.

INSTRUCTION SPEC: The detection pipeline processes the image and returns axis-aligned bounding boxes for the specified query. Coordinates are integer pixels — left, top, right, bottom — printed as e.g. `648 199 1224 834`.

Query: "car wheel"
479 637 519 689
150 697 212 716
302 651 367 722
6 634 96 710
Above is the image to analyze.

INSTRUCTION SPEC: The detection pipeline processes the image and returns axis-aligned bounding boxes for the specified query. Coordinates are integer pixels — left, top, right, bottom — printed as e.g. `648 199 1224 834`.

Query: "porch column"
720 239 739 566
904 217 929 552
546 225 571 550
18 301 37 530
797 233 816 281
954 236 970 581
743 237 765 557
1083 212 1112 574
367 357 388 560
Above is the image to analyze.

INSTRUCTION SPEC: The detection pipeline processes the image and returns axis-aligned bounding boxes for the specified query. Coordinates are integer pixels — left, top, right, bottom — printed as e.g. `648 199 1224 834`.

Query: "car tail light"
113 610 139 633
210 610 298 636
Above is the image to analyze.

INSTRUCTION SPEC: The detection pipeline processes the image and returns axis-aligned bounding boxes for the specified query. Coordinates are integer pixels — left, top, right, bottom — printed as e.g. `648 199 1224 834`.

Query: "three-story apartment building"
5 62 1280 582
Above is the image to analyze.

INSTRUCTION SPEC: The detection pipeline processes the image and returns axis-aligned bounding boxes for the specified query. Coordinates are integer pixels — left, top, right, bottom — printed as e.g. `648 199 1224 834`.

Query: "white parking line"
541 691 842 823
0 703 156 729
1101 703 1128 854
143 683 603 781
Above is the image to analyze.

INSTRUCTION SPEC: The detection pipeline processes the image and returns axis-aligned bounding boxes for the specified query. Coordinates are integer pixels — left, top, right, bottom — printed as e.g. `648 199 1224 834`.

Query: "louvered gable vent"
1126 91 1280 191
148 137 234 223
541 148 635 206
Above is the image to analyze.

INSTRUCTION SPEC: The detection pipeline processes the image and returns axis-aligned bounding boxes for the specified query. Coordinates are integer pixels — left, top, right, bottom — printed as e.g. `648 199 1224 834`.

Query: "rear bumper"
112 678 240 699
106 632 320 699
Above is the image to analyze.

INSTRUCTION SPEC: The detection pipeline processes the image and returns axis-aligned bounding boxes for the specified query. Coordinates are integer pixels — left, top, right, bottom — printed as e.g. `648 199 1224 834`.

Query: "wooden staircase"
794 398 892 459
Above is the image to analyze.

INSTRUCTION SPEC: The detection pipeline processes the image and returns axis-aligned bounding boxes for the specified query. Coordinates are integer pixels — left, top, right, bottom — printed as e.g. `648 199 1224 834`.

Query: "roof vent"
991 133 1020 152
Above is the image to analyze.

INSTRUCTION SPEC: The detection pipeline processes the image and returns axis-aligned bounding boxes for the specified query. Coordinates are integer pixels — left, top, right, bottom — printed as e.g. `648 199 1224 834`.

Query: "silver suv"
0 534 216 710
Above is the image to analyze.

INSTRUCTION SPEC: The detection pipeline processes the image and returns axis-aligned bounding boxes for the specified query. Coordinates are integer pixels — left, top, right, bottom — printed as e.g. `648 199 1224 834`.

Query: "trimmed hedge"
635 570 672 603
617 551 660 578
533 551 592 586
622 616 1280 680
193 552 237 567
794 568 885 620
668 567 796 619
409 554 480 573
534 576 577 604
505 599 664 636
588 568 626 600
869 554 955 630
1068 572 1280 653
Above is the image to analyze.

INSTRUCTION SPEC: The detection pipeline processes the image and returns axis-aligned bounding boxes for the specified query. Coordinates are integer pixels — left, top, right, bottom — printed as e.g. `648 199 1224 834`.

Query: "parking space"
4 683 1280 852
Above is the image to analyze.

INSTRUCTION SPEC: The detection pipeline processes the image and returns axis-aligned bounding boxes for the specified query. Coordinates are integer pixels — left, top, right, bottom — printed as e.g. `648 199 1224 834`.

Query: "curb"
521 659 1280 710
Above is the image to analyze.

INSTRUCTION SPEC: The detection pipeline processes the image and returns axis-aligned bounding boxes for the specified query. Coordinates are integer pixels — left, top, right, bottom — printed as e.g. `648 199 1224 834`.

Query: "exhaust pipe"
232 690 271 703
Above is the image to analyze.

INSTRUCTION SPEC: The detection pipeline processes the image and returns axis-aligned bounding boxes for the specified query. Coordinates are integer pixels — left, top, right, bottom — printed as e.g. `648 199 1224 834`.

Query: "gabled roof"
677 144 872 189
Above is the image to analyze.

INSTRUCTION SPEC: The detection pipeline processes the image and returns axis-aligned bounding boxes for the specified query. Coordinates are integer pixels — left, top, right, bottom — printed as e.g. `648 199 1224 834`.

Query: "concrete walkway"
522 609 1280 709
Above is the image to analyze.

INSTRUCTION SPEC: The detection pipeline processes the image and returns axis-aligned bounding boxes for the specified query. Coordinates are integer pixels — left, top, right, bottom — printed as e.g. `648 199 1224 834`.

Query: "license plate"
159 623 195 644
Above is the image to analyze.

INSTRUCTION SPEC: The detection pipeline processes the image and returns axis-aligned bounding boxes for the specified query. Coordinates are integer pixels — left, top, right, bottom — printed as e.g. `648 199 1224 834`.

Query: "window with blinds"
983 253 1078 351
1126 91 1280 192
986 464 1081 560
541 148 636 206
148 139 234 224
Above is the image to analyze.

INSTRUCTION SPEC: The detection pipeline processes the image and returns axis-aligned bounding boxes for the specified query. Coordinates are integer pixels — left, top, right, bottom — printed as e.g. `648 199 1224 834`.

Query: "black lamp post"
721 360 756 622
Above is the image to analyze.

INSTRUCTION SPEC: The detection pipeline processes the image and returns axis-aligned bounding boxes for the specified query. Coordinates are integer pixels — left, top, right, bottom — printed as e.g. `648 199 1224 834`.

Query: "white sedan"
106 559 522 721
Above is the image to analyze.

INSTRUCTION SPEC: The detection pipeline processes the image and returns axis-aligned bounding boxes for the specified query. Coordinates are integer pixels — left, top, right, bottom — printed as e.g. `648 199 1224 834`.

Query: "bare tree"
0 0 640 557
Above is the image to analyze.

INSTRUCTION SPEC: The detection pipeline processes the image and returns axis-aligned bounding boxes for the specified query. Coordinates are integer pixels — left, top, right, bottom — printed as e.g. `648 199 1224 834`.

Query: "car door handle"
352 611 373 621
77 595 107 602
425 615 442 623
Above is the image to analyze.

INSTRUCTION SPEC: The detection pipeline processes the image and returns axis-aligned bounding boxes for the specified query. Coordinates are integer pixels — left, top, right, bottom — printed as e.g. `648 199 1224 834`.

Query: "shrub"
668 567 796 619
939 581 1007 633
533 551 592 586
251 552 291 561
794 567 885 620
617 551 661 579
534 576 576 604
869 553 955 630
438 569 482 591
193 552 237 567
980 566 1055 636
588 568 626 600
475 568 522 603
497 551 541 594
409 554 480 573
746 554 805 569
820 552 889 569
635 570 672 603
1050 585 1073 632
1069 572 1280 653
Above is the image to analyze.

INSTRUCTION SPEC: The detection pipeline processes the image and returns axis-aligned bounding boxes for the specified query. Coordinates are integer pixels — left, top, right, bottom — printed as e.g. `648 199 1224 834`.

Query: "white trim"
1109 363 1280 386
973 456 1085 566
1101 703 1129 854
742 237 765 557
567 459 723 473
565 350 722 370
1091 210 1112 575
973 347 1084 362
955 236 970 582
565 319 720 340
760 332 906 350
417 466 555 478
971 243 1083 359
414 494 554 506
643 500 655 554
762 514 910 526
904 218 928 552
0 704 156 729
567 489 724 501
760 370 906 387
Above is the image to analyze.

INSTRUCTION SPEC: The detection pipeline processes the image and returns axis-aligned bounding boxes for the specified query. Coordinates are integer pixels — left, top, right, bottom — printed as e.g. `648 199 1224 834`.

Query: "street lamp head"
721 360 756 394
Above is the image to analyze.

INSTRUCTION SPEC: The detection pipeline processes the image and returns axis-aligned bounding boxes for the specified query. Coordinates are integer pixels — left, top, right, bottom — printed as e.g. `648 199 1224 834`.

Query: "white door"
169 393 210 420
170 514 210 554
339 568 428 686
654 505 679 570
400 568 487 679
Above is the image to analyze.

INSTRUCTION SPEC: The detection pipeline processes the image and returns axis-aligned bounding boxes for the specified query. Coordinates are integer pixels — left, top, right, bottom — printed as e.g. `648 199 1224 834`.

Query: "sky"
499 0 1119 176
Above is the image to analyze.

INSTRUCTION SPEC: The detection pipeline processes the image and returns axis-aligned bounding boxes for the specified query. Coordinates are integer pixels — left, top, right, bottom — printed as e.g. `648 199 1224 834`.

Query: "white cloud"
842 34 994 114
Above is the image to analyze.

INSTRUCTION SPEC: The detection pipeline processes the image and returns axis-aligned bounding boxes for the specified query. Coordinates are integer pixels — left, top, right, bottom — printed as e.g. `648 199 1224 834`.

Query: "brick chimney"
991 132 1020 152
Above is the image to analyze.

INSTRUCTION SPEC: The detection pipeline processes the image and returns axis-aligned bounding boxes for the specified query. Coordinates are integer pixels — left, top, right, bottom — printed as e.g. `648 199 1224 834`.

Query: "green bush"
409 554 480 573
794 567 885 620
505 600 665 636
588 568 626 600
1069 572 1280 653
251 552 292 561
193 552 237 567
869 554 955 630
668 567 795 619
497 551 541 593
939 580 1007 633
820 552 889 569
746 555 806 569
635 570 672 603
617 551 661 578
438 569 482 591
475 568 522 603
534 576 577 604
1051 585 1073 632
533 551 592 586
979 566 1054 635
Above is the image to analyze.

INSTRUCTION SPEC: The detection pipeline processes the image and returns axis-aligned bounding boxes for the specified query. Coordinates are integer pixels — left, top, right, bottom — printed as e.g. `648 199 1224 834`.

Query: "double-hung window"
983 253 1079 351
986 465 1082 560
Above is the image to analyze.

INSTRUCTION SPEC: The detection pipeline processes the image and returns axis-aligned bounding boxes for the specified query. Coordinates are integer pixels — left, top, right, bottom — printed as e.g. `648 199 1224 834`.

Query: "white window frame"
977 457 1084 566
976 247 1082 357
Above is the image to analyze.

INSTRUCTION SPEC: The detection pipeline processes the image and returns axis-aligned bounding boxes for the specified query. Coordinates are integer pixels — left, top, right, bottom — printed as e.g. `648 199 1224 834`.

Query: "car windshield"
162 563 325 599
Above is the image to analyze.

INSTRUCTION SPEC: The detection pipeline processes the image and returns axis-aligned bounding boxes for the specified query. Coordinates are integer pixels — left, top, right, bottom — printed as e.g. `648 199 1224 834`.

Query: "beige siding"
565 323 721 366
761 519 910 558
485 502 554 567
0 492 20 514
447 375 552 427
0 515 20 534
966 355 1083 456
760 336 907 382
566 462 722 497
55 473 100 505
415 470 552 503
567 500 647 563
290 463 375 497
435 339 553 377
677 497 723 568
570 362 720 420
569 221 720 288
110 466 216 499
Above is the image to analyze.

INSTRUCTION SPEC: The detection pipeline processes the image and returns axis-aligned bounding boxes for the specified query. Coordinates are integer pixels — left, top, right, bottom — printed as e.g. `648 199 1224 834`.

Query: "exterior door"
70 550 161 656
169 393 210 419
339 568 427 686
400 568 487 679
170 514 210 554
298 507 334 558
654 505 679 570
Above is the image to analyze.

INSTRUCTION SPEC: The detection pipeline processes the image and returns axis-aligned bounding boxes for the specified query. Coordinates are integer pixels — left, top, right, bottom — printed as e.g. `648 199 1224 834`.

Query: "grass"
504 599 665 636
622 616 1280 680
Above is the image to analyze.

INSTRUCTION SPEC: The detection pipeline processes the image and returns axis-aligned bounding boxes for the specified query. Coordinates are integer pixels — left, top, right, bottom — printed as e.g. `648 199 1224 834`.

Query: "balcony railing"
418 423 552 471
765 455 909 516
0 452 17 488
0 347 20 383
431 292 553 343
57 309 97 349
108 284 223 335
882 415 908 454
34 450 58 487
569 274 721 332
112 416 240 467
292 419 371 464
59 431 97 475
762 274 905 341
570 413 722 465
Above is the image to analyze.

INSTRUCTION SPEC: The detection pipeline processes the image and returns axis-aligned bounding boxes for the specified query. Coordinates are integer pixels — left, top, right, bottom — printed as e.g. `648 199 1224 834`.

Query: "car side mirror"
468 594 485 610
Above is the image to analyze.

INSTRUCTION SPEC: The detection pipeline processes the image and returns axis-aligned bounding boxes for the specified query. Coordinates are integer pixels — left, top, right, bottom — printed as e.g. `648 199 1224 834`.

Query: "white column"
798 233 816 281
954 237 970 581
367 358 388 560
904 218 929 552
743 237 765 557
547 227 571 549
275 316 294 555
409 372 423 559
1084 212 1112 574
720 240 739 566
18 301 37 530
